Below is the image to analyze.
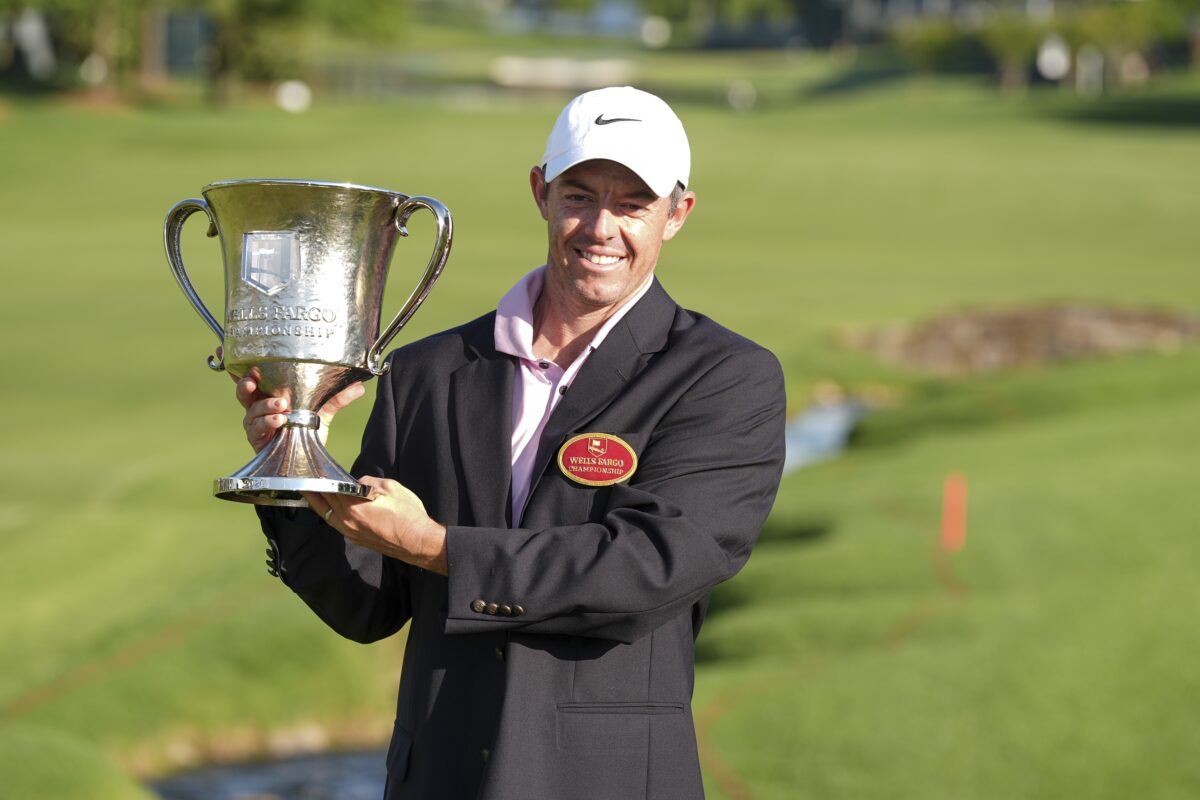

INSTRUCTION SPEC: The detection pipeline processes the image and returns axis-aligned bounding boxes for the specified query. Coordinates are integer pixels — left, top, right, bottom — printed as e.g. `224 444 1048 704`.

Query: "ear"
661 191 696 242
530 167 550 221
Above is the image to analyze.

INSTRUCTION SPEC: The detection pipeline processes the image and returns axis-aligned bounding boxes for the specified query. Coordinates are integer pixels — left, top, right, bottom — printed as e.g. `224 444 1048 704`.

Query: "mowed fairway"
0 74 1197 799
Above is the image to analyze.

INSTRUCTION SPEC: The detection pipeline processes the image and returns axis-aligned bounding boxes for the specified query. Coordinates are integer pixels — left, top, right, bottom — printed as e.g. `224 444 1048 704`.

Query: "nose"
587 206 617 240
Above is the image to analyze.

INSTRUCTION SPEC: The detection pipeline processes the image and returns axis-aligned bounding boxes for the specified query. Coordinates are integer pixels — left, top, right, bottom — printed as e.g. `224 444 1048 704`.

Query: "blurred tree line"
2 0 1195 99
0 0 405 102
892 0 1200 91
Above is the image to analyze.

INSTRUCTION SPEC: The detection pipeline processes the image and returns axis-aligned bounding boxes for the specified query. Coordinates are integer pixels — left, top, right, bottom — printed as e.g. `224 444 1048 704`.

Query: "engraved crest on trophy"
242 232 297 296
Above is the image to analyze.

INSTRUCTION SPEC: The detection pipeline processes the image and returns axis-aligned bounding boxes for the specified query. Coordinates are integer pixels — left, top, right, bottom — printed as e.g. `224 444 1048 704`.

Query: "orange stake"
941 472 968 553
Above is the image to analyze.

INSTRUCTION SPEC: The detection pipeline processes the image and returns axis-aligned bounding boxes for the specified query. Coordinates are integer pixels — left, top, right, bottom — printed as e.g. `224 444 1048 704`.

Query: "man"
241 86 786 799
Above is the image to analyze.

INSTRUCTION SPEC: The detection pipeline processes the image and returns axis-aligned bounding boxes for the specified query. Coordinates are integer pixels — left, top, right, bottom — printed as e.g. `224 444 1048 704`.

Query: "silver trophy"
164 179 452 506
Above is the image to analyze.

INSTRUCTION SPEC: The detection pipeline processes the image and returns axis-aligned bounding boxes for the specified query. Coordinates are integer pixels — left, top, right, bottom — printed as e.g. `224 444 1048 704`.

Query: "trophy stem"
214 412 370 507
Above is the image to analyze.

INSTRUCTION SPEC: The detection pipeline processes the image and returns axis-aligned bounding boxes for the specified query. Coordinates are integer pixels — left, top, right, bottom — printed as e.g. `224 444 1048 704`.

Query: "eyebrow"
559 178 657 202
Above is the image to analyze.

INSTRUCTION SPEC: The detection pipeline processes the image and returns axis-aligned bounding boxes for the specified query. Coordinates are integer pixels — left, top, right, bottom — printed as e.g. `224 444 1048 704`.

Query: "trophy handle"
164 198 225 371
367 196 453 376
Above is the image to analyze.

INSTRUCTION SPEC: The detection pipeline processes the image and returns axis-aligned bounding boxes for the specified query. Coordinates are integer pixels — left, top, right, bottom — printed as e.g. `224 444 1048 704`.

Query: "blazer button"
512 605 525 617
498 604 513 617
494 646 505 662
481 748 490 763
471 599 487 614
485 602 499 615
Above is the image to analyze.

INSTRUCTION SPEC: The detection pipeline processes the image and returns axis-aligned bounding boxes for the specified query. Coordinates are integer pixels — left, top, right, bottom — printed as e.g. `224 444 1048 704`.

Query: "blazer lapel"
524 280 676 498
450 318 515 527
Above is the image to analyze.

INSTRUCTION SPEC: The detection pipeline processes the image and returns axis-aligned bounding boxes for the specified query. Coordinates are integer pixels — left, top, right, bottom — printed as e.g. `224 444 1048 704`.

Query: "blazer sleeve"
256 367 412 645
443 346 786 644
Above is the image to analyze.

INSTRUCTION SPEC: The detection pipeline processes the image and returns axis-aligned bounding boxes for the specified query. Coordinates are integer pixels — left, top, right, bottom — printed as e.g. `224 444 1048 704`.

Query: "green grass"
695 350 1200 798
0 723 155 800
0 66 1197 797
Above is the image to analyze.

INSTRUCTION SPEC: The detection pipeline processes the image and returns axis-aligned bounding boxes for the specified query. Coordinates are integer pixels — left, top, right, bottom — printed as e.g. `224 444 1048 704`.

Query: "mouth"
575 249 626 269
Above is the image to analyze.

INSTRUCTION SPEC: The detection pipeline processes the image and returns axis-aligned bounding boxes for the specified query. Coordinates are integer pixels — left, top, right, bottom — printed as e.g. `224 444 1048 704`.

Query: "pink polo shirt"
494 266 653 525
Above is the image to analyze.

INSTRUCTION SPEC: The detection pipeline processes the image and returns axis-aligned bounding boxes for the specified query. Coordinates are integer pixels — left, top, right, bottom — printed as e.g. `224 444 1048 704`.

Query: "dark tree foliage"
1 0 406 101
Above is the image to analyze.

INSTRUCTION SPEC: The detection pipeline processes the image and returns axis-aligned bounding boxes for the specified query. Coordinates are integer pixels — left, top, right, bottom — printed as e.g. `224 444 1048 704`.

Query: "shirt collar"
494 266 655 365
494 266 544 361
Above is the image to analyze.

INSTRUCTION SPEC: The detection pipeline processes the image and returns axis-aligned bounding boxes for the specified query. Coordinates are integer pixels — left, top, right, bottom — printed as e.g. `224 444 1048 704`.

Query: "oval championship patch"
557 433 638 487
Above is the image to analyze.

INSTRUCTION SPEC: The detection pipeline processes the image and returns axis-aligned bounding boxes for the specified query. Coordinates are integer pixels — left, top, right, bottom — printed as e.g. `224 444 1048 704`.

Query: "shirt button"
471 599 486 614
537 360 551 369
558 385 568 396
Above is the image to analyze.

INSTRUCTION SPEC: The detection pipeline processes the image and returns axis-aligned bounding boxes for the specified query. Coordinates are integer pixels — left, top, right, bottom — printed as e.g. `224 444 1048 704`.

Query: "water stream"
152 750 387 800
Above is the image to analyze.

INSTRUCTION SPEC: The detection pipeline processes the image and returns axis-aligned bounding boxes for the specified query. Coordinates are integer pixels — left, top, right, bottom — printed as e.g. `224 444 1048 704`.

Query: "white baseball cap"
540 86 691 198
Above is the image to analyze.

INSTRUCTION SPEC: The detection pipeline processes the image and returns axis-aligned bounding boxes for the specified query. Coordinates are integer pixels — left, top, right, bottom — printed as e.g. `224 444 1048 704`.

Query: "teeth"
581 252 623 266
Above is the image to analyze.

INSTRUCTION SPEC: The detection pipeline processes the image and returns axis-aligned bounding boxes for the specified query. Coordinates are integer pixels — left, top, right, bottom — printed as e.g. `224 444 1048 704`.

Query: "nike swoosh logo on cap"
594 115 641 125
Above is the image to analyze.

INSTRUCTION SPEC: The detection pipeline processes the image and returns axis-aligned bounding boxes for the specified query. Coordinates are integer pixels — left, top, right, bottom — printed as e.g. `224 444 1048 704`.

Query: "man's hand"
303 477 449 576
233 361 366 453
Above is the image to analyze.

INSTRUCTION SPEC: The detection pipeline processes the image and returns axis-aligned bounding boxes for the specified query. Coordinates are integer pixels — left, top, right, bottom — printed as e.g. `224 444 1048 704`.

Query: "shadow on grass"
849 379 1024 449
1048 96 1200 129
850 348 1200 451
0 75 64 98
696 518 833 664
799 65 908 100
756 518 833 547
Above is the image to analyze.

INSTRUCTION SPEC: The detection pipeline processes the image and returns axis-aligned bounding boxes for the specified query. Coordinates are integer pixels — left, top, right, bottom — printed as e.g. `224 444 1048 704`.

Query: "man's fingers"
234 368 267 409
304 493 334 525
235 376 258 407
306 493 361 531
315 488 379 537
247 395 289 420
246 412 287 444
359 476 424 512
330 381 367 411
240 392 289 451
310 491 369 535
357 475 390 495
319 382 366 421
329 487 376 515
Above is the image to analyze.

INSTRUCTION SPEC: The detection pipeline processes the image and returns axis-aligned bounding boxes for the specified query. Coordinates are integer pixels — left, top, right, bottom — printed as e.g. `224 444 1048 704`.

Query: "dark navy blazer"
258 279 787 800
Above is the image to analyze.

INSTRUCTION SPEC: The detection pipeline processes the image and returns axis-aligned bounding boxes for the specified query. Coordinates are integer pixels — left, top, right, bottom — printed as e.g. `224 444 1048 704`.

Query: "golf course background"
1 52 1198 799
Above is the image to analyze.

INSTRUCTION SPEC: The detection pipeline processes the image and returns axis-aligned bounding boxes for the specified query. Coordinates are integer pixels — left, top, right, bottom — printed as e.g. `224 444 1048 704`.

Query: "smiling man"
243 87 787 800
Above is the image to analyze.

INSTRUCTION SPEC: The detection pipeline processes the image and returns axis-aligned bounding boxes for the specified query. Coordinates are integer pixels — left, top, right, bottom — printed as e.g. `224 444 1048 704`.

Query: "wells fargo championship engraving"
163 179 452 507
224 304 340 340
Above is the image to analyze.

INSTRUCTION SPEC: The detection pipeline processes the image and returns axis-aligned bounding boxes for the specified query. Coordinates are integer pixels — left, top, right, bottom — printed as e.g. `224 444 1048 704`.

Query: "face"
530 159 695 319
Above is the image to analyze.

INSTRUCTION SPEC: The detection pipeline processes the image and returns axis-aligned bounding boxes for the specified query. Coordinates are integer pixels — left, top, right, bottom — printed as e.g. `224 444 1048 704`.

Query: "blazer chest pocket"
556 701 684 754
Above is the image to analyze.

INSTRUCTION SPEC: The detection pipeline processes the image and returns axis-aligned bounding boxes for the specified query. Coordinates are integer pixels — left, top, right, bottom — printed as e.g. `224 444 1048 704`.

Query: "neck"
530 297 606 367
531 284 640 366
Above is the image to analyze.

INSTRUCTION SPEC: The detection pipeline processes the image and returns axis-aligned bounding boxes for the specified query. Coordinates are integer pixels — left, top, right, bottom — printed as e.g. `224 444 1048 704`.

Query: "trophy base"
213 415 370 507
214 476 370 507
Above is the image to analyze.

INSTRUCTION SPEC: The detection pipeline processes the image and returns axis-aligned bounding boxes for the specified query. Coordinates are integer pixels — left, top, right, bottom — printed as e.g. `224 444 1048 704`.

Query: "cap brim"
544 145 679 198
